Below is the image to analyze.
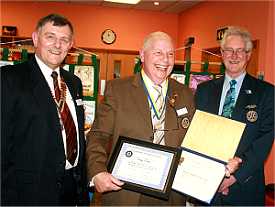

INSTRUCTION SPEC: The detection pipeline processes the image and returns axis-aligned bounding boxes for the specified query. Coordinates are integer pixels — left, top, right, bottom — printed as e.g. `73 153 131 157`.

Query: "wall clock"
101 29 116 44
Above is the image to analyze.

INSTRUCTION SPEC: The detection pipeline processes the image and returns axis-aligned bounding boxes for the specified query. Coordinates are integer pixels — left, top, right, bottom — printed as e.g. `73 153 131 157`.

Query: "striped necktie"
151 85 165 145
222 79 237 118
51 71 77 165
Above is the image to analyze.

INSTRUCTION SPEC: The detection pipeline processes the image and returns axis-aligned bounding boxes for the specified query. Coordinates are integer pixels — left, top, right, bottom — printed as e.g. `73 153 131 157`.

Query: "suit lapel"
209 77 224 114
61 69 83 132
165 80 180 132
61 69 77 100
232 74 254 121
61 69 86 162
28 58 64 146
164 81 183 146
130 74 152 135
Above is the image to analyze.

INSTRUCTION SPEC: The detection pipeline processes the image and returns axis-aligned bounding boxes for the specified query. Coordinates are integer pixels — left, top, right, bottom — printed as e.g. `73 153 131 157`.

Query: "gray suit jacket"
86 73 195 205
195 73 274 205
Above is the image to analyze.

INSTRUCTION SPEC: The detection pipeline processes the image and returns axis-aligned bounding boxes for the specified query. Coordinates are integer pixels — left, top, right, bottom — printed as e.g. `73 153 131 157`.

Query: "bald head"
142 31 174 51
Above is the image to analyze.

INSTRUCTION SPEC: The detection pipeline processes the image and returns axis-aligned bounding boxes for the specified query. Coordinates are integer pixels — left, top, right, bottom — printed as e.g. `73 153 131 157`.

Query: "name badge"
76 99 84 106
176 107 188 117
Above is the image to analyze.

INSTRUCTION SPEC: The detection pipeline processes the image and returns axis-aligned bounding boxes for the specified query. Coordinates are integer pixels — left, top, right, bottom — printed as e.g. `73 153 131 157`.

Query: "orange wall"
178 1 274 184
0 2 178 51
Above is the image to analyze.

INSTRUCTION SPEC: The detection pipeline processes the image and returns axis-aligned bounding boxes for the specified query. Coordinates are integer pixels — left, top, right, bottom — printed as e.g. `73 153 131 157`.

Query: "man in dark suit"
195 26 274 206
1 14 89 205
86 31 195 205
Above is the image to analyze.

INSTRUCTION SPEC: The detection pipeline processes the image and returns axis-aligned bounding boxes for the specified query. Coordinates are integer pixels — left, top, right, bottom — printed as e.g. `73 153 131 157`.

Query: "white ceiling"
11 0 202 13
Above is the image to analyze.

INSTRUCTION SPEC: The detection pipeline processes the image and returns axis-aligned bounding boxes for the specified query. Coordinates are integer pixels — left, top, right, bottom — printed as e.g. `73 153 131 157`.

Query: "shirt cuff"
89 176 95 187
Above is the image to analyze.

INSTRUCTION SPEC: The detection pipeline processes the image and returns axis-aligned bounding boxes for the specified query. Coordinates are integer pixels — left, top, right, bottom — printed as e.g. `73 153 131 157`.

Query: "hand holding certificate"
108 137 181 200
172 110 246 204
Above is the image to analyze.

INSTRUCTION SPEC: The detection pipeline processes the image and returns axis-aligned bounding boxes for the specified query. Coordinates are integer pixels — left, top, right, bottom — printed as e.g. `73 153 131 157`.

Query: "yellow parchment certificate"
172 110 246 204
182 110 246 162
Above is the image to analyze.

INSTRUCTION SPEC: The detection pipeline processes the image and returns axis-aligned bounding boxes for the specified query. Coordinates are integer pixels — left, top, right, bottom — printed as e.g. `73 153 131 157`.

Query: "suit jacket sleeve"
234 83 274 184
195 83 207 110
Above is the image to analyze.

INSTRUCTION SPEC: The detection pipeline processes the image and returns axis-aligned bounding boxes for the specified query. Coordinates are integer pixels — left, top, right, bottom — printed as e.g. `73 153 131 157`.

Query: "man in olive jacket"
86 31 195 205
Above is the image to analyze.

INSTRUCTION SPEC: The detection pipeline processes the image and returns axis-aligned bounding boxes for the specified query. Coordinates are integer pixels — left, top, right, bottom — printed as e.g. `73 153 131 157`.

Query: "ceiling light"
104 0 141 4
154 2 159 6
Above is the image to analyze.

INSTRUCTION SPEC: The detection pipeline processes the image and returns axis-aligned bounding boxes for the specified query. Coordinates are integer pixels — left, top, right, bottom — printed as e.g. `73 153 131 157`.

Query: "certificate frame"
172 147 226 204
107 136 181 200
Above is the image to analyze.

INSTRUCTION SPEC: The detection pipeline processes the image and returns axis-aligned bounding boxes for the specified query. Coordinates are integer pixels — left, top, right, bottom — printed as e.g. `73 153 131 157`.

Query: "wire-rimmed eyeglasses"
221 48 249 57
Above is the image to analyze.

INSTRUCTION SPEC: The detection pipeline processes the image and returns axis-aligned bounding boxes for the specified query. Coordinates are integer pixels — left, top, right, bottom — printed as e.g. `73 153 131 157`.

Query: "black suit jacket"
195 74 274 205
1 57 89 205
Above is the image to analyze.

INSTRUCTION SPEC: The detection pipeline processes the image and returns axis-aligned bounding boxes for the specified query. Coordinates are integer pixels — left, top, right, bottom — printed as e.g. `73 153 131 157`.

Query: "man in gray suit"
86 31 196 205
195 26 274 205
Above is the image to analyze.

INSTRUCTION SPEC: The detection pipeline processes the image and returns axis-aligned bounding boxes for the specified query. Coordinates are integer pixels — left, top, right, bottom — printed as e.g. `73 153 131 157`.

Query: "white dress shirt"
218 72 246 115
35 55 79 169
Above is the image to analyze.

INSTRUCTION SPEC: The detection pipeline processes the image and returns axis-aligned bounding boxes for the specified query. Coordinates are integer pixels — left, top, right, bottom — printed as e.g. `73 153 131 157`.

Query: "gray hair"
220 26 253 52
142 31 174 51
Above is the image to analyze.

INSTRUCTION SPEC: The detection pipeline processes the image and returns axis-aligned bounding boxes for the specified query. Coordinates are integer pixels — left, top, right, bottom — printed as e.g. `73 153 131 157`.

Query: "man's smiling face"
221 35 251 78
140 37 175 85
32 21 73 69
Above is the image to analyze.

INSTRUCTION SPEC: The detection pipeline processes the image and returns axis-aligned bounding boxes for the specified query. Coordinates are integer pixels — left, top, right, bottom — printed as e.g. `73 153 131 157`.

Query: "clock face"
101 29 116 44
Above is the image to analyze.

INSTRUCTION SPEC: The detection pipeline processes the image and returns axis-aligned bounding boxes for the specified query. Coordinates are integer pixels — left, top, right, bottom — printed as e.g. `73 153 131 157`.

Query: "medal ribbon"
52 77 67 111
140 75 168 120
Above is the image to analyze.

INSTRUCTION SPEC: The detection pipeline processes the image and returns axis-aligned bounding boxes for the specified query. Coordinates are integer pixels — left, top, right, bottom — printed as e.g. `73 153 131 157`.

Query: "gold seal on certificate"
108 137 181 200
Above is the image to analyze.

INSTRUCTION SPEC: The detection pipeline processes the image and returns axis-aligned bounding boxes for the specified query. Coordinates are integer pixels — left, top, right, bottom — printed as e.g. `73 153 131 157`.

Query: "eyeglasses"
222 48 248 57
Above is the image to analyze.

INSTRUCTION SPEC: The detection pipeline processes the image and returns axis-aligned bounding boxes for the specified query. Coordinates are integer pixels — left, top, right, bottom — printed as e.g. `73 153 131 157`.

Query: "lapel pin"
246 110 258 122
168 93 178 107
245 104 257 109
245 105 258 122
245 89 252 94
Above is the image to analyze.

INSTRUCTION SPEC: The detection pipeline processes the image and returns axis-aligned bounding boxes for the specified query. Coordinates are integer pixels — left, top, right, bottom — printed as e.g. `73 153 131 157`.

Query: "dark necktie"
222 79 237 118
51 71 77 165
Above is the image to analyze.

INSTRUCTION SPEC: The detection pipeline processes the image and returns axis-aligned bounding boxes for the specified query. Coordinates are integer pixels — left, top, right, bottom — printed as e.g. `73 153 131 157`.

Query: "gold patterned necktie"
151 85 165 145
51 71 77 165
222 79 237 118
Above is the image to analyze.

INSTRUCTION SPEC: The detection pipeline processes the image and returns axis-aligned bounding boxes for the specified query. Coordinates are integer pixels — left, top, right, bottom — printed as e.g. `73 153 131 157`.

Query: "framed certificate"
173 147 226 204
172 110 245 204
108 136 181 200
